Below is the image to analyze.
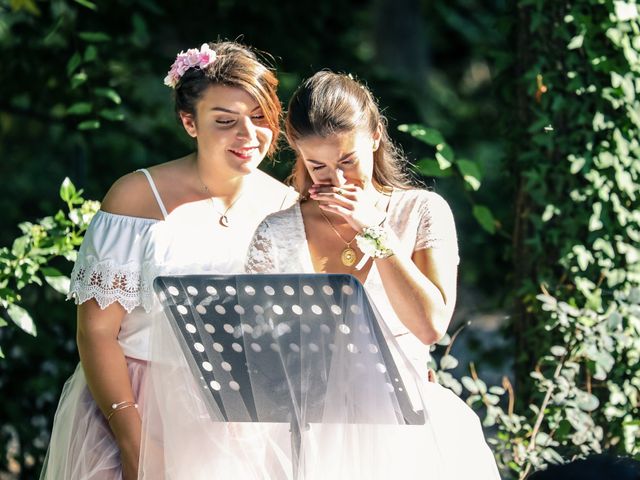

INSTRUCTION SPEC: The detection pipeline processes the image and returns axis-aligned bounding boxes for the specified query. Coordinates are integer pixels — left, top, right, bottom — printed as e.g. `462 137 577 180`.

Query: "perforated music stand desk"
154 273 424 476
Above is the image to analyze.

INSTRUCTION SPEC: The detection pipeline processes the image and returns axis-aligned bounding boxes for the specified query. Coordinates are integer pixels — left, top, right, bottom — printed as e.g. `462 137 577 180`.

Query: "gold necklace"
195 164 243 228
317 206 359 267
205 188 244 227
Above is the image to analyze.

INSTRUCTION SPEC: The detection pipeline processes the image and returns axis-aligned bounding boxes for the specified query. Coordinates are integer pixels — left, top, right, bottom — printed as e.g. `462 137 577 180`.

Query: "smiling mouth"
229 147 259 159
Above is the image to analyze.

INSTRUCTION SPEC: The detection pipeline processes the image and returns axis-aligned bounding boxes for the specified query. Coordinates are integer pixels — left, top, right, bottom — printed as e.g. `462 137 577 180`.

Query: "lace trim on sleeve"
67 258 155 313
245 221 278 274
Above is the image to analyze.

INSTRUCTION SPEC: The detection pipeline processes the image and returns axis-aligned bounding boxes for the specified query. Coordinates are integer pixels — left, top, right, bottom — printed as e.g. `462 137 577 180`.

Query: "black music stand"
153 273 424 477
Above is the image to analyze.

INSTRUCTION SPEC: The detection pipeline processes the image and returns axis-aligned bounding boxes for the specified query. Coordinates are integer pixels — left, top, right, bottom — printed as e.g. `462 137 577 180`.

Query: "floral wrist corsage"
355 225 395 260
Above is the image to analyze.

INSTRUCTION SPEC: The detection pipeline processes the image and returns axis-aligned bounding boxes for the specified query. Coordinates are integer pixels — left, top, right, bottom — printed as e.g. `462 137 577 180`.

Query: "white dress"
40 169 297 480
244 188 501 479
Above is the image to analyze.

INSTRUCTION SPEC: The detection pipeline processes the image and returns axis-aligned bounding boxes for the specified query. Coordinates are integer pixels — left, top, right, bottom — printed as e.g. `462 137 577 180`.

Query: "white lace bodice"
68 182 297 360
245 188 459 379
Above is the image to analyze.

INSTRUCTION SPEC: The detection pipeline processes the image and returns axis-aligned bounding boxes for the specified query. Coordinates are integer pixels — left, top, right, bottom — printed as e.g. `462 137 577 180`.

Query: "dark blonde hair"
285 71 412 195
173 41 281 155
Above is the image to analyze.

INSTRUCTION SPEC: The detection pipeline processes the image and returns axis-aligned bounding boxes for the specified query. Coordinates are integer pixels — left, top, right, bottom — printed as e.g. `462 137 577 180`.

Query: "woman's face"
180 85 273 176
295 128 380 189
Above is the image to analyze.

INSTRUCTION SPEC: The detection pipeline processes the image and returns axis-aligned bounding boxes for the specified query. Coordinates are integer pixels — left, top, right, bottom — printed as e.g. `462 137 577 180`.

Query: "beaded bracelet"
106 400 138 422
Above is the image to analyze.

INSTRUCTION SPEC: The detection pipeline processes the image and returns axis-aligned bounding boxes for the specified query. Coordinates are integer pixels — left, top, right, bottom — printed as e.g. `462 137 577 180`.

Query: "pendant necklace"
318 207 358 267
196 165 243 228
208 192 243 227
315 187 392 267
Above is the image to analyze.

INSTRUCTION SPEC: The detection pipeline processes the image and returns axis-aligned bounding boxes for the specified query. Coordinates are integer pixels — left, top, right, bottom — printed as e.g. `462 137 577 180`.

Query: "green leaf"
397 124 444 146
542 448 564 464
542 204 558 222
472 205 496 234
84 45 98 62
573 245 594 271
66 102 92 115
615 169 635 197
98 109 125 121
435 143 455 162
439 354 459 371
42 267 70 295
416 159 452 177
461 376 479 394
614 1 639 21
94 88 122 105
535 432 553 447
73 0 98 10
489 386 505 395
567 34 584 50
7 304 37 336
66 52 82 76
456 159 482 191
11 235 28 256
589 202 604 231
435 152 452 170
60 177 76 203
78 31 111 42
576 392 600 412
77 120 101 130
71 72 88 89
593 350 615 373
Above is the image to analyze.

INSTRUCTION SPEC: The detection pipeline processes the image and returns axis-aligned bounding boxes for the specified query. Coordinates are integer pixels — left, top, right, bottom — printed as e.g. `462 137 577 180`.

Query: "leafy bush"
0 179 98 357
411 1 640 478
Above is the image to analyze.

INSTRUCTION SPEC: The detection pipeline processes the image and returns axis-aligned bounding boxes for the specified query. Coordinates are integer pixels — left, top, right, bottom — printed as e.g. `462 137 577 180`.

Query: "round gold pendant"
219 215 230 227
341 247 357 267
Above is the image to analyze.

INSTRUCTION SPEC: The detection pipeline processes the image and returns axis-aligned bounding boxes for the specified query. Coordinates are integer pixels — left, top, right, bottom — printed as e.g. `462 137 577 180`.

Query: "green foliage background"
1 0 638 478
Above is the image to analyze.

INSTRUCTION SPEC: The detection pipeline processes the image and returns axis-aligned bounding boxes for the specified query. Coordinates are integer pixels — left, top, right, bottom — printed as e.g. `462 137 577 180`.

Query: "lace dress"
244 189 501 479
40 169 297 480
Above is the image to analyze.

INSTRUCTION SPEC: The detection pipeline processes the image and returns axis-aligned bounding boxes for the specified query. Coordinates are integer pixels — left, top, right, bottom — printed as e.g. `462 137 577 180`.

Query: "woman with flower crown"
40 41 297 480
243 71 502 479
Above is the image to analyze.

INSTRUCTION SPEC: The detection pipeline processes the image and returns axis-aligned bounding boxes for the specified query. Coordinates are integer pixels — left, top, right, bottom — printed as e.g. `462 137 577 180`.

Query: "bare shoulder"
101 157 192 219
100 169 163 219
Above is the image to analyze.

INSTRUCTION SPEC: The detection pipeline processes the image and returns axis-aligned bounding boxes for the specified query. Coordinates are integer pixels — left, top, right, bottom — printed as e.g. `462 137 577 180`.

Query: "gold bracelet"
106 401 138 422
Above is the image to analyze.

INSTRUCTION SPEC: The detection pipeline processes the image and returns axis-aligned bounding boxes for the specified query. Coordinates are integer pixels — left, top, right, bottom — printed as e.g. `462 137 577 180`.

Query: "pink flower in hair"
164 43 217 89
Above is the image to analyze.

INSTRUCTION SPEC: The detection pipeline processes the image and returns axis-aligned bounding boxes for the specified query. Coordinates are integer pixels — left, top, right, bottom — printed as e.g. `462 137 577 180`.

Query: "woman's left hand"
309 183 386 232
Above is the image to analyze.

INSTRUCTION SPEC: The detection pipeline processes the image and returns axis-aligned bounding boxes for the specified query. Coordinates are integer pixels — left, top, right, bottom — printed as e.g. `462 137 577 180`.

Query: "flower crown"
163 43 217 89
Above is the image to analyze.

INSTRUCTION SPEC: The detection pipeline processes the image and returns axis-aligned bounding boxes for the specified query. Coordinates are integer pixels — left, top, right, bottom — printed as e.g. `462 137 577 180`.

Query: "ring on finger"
336 188 344 196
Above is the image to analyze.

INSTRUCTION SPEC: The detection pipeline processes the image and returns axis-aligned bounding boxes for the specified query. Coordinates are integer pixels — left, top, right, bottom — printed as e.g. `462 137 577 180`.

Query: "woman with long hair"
245 71 500 479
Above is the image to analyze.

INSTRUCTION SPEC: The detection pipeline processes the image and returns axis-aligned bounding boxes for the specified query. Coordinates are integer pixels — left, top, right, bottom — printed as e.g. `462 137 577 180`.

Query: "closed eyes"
215 114 266 126
311 157 357 171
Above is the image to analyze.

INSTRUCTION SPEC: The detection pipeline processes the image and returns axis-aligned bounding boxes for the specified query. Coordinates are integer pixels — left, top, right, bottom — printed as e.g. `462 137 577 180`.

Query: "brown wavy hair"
285 71 412 195
172 41 281 156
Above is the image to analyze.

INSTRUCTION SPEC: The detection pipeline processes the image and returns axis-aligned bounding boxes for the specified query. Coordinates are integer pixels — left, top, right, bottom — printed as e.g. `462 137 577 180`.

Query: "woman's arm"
312 185 458 345
374 241 457 344
77 300 141 480
73 171 161 479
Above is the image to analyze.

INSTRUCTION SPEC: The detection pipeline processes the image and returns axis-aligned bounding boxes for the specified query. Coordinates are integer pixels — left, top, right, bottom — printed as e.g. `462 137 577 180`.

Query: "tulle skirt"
40 358 147 480
40 363 499 480
137 274 501 479
41 274 500 479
